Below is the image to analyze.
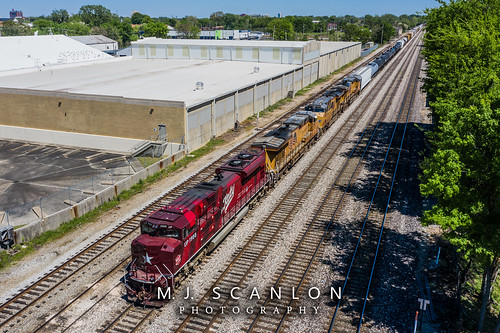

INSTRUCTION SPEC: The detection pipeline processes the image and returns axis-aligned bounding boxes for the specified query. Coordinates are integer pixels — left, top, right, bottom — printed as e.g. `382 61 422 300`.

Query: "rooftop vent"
253 66 260 73
196 81 204 90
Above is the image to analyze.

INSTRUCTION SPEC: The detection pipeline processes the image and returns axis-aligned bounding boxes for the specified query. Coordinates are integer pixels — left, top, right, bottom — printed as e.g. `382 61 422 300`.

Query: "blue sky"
5 0 438 18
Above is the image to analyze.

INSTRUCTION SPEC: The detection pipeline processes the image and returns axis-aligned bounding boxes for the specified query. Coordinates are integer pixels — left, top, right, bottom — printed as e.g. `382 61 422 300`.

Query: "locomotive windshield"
141 222 181 239
141 223 155 235
158 229 180 238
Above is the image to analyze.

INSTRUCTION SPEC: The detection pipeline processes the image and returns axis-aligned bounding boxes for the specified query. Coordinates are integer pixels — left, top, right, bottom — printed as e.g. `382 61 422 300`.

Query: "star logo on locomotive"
143 252 153 265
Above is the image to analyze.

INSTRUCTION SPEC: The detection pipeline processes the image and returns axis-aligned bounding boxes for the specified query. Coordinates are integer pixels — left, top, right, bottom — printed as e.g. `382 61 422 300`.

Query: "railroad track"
243 33 424 333
328 38 423 333
0 40 388 333
173 33 420 333
99 304 154 333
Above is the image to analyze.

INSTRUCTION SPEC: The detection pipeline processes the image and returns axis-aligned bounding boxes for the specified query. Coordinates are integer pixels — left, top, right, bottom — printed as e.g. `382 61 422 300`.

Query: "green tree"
119 22 135 46
175 16 200 39
209 11 224 26
1 20 31 36
61 21 91 35
143 20 168 38
50 9 69 24
78 5 113 27
268 18 294 40
290 16 314 36
372 22 395 44
421 0 500 330
32 19 56 31
131 12 149 25
342 23 371 44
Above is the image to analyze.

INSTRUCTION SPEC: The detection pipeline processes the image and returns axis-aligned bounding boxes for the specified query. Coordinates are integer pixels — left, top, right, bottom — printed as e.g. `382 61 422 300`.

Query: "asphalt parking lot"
0 140 142 226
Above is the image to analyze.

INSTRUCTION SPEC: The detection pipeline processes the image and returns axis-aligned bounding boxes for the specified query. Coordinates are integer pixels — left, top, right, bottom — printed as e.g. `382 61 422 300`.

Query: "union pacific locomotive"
125 29 418 305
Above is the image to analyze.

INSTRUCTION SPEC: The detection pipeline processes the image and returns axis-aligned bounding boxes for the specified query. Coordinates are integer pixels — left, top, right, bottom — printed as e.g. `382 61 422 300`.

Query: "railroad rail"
243 32 423 333
328 39 423 333
173 33 421 333
0 39 390 333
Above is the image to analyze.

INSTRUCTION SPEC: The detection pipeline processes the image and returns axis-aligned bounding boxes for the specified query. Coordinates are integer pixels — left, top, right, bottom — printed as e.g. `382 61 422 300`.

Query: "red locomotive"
125 149 267 305
125 33 413 305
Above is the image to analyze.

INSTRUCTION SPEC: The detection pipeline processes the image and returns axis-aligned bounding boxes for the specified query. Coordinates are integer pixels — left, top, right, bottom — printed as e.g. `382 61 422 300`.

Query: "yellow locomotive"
251 111 318 178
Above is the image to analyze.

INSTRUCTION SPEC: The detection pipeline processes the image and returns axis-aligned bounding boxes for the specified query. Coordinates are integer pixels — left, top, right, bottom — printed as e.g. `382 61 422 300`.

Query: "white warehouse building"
131 39 361 150
0 38 361 154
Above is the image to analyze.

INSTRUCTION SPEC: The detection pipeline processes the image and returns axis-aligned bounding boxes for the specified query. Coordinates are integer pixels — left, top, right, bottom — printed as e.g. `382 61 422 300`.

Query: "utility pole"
380 23 384 44
273 25 275 40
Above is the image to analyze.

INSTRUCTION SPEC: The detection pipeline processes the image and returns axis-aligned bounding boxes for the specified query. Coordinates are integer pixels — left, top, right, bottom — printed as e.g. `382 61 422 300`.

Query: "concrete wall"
0 88 186 143
133 43 305 65
184 42 360 152
14 149 185 243
318 43 362 78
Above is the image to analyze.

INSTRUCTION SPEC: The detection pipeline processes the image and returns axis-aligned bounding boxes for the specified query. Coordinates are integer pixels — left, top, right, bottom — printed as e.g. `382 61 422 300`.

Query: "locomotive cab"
126 206 196 305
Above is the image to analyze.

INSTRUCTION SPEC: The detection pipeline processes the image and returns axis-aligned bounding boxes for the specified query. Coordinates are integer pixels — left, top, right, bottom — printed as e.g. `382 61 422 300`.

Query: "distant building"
168 28 263 40
9 9 23 19
327 23 338 31
116 46 132 57
69 35 119 55
201 26 224 31
277 13 282 18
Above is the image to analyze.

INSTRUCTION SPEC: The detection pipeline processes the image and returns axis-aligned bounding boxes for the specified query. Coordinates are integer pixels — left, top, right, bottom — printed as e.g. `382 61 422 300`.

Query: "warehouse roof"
319 41 361 55
0 35 112 73
133 38 310 48
69 35 118 45
0 58 300 108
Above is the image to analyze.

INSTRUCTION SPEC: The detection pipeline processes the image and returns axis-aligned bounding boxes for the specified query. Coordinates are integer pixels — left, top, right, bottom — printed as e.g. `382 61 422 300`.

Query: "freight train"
124 30 416 306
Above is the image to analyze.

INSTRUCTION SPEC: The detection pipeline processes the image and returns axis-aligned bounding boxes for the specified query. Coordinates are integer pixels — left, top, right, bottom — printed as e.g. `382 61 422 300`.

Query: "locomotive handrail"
162 264 175 287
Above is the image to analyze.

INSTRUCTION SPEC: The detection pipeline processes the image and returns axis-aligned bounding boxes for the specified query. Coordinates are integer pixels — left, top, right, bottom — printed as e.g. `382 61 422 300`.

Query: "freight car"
124 28 417 306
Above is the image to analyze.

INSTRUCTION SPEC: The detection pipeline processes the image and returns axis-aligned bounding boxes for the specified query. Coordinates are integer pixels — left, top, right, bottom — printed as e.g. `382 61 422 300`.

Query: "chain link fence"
0 136 186 243
2 160 137 227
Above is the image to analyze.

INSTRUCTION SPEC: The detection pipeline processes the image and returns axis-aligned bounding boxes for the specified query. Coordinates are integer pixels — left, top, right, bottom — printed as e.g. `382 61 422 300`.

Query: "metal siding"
238 89 254 120
259 48 276 63
188 105 212 151
303 65 311 86
271 78 281 103
241 47 255 62
154 45 167 58
283 73 293 96
311 62 319 82
294 69 303 91
215 97 235 133
190 46 202 59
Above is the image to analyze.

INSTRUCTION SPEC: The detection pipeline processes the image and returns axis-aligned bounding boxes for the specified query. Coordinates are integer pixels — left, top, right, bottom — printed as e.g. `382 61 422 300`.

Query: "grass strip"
0 138 225 270
0 52 370 271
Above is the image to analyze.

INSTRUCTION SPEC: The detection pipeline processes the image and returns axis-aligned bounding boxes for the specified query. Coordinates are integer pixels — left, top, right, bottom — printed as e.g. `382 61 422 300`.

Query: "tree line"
0 5 424 48
420 0 500 331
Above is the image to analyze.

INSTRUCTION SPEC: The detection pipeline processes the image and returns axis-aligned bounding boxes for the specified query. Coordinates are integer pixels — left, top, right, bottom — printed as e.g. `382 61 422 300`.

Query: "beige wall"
0 90 185 143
